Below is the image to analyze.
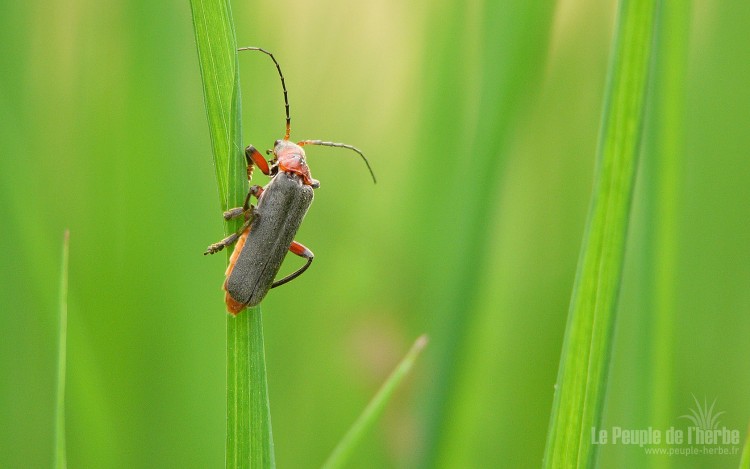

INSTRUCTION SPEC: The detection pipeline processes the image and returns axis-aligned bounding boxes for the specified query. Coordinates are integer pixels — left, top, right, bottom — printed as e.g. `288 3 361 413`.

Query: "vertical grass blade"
322 335 428 469
189 0 242 209
645 1 691 460
189 1 275 467
417 3 556 465
543 1 659 467
54 229 70 469
226 308 275 468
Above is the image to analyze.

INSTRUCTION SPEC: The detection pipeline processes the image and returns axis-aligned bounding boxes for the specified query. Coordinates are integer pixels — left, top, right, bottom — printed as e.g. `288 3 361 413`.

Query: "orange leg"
271 241 314 288
246 145 270 176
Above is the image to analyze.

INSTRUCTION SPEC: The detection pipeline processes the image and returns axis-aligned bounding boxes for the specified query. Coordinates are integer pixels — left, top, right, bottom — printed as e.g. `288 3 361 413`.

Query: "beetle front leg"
204 208 256 255
223 186 264 220
246 145 271 178
271 241 314 288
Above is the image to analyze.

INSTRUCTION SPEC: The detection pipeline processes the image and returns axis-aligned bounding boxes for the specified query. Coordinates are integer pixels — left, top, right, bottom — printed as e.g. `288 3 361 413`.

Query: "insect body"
205 48 375 315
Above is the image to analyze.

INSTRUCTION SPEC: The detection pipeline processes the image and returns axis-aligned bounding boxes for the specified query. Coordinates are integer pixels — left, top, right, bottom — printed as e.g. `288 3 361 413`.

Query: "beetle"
204 47 376 315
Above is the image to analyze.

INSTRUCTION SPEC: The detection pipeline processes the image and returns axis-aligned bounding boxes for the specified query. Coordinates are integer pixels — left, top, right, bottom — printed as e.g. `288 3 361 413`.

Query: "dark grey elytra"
225 172 314 308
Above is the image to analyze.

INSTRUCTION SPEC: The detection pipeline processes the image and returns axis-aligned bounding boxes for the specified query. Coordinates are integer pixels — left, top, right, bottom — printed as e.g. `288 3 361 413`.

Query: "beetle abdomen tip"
225 291 247 315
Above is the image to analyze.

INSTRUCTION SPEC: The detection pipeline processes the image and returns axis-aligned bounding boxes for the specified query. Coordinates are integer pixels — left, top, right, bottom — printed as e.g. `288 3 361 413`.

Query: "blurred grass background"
1 0 749 468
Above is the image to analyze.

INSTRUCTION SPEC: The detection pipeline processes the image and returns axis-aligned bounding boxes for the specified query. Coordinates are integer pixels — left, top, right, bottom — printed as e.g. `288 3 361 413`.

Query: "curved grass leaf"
543 0 659 467
189 1 275 467
322 335 428 469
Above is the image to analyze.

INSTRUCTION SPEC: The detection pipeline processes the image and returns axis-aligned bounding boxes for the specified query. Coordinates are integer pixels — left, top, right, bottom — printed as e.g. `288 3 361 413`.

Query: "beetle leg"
271 241 314 288
223 207 247 220
204 231 243 256
246 145 271 177
223 186 264 220
204 209 256 255
247 185 264 206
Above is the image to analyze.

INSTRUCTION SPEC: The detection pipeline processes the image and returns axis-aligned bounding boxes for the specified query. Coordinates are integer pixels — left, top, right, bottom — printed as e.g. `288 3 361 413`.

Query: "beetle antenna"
238 47 291 140
297 140 377 184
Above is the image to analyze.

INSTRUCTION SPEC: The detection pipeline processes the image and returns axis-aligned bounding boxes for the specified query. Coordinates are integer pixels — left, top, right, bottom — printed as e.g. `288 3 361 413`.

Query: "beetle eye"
274 139 282 147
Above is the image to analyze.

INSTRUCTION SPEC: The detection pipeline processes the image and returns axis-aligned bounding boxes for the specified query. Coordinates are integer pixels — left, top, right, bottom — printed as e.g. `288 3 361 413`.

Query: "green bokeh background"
2 0 749 467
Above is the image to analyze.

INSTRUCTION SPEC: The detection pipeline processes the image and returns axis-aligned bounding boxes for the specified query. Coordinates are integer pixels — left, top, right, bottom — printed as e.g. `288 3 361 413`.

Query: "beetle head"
272 140 320 188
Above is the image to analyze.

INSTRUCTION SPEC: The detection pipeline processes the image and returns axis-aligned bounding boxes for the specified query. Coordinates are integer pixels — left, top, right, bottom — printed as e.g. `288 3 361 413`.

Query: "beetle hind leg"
271 241 314 288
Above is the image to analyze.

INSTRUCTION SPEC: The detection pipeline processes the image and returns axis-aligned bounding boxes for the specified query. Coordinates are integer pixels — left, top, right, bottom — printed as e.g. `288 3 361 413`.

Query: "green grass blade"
740 422 750 469
54 229 70 469
189 1 275 468
646 0 691 451
417 3 556 465
226 307 275 468
543 1 659 467
322 335 428 469
189 0 242 210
